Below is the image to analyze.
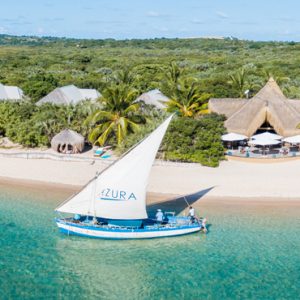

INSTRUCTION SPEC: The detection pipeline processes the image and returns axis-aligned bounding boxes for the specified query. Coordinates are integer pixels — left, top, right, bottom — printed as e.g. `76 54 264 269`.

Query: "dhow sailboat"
55 116 202 239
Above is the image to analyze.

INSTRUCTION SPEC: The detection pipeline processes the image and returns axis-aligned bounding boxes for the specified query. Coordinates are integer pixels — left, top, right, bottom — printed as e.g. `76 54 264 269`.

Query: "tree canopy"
1 35 300 166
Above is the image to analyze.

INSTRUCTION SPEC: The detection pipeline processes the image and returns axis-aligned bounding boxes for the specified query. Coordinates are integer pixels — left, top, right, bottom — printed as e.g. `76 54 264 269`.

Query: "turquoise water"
0 185 299 300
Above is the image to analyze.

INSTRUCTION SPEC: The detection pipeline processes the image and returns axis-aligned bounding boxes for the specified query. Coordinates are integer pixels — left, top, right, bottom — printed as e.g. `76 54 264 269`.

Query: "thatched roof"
51 129 85 153
135 89 169 109
0 83 24 101
37 85 101 106
209 78 300 137
209 98 247 118
287 99 300 114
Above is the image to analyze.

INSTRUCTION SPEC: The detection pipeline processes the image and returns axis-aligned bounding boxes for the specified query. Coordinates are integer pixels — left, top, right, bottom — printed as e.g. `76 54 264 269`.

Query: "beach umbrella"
248 138 281 155
248 139 281 146
283 135 300 144
221 133 248 141
251 132 282 140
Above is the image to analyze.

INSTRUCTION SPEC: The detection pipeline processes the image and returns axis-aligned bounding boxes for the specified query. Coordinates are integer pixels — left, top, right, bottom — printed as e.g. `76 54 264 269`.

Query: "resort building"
135 89 169 109
209 78 300 137
36 85 101 105
0 83 24 101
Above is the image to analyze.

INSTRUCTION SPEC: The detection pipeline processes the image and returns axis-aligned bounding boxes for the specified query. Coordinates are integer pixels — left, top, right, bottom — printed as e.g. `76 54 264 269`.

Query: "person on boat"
188 206 196 223
73 214 81 223
155 209 164 223
92 216 99 225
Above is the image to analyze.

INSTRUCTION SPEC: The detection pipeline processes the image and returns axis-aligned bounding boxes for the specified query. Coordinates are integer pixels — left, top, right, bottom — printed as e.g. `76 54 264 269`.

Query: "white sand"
0 154 300 199
149 159 300 199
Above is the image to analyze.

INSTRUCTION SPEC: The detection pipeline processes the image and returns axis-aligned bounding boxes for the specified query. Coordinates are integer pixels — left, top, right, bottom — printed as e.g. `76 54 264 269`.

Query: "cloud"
147 10 161 18
6 20 32 26
42 17 64 22
43 2 54 7
230 21 256 26
146 10 174 21
37 27 45 34
281 29 292 36
152 25 169 32
0 26 8 34
85 20 125 25
146 11 171 19
191 18 205 24
216 11 229 19
160 26 169 32
147 11 161 17
277 17 295 23
1 17 32 26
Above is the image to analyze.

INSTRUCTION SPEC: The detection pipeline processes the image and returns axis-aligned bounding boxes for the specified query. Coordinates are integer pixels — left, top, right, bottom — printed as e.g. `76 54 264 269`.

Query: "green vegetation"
2 35 300 101
1 34 300 166
162 114 226 167
166 79 211 117
0 101 96 147
85 85 145 146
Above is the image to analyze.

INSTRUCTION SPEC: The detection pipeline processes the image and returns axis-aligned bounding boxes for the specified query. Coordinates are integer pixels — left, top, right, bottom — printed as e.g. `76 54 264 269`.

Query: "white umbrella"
251 132 282 140
283 135 300 144
221 133 248 142
248 138 281 155
248 139 281 146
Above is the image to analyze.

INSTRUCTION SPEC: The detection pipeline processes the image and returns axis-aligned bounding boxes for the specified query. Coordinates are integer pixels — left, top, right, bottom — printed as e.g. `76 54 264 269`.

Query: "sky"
0 0 300 41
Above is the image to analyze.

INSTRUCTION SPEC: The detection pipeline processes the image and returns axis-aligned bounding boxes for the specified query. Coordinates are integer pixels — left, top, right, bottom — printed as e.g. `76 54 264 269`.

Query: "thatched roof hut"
135 89 169 109
51 129 85 154
37 85 101 106
208 78 300 137
0 83 24 101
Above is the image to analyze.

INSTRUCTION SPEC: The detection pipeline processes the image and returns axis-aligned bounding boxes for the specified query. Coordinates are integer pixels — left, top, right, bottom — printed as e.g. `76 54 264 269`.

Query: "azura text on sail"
99 188 137 201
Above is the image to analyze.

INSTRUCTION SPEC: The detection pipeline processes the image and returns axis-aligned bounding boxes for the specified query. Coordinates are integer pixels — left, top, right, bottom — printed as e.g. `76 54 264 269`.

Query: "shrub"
162 114 226 167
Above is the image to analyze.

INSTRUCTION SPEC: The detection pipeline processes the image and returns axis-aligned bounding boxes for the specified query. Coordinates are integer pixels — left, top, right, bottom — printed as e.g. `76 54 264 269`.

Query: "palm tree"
166 62 183 86
85 85 145 146
166 79 211 117
160 62 185 96
113 68 135 85
229 68 248 97
262 70 290 85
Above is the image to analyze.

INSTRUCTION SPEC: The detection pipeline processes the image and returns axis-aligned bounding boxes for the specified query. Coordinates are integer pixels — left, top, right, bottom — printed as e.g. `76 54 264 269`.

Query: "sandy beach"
0 151 300 200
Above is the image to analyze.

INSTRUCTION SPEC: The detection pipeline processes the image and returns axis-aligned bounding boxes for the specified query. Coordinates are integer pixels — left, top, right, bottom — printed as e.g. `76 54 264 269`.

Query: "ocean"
0 182 299 299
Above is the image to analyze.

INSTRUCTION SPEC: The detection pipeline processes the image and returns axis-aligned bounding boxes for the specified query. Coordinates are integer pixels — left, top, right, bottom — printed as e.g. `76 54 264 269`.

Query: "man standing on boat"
188 206 198 223
156 209 164 223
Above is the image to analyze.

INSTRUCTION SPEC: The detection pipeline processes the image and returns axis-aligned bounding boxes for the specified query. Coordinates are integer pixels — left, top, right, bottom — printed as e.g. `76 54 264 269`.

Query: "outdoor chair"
94 148 104 157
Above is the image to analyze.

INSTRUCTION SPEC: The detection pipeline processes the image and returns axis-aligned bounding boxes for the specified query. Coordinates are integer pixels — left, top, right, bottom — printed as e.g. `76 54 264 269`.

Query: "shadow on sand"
147 187 214 217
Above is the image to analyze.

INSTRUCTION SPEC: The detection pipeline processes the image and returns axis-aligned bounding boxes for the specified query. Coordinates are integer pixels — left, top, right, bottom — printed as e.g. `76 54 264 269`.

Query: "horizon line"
0 33 299 44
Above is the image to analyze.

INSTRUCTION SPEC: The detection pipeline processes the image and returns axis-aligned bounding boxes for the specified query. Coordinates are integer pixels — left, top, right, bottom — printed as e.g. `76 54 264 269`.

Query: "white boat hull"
56 220 201 239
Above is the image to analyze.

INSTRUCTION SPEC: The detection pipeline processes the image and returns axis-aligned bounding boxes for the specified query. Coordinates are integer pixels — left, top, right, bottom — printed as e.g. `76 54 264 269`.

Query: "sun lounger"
94 148 104 156
94 146 112 157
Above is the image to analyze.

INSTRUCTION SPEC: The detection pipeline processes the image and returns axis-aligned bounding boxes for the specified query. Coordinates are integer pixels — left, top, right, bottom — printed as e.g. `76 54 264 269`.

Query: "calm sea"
0 183 299 300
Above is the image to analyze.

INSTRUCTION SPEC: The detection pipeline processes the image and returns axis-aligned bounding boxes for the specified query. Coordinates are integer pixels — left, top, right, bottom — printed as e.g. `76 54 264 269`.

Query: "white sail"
55 115 173 220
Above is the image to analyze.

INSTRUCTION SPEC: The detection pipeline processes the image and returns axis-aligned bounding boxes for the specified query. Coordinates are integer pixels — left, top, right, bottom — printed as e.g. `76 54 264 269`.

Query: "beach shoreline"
1 153 300 199
1 175 300 207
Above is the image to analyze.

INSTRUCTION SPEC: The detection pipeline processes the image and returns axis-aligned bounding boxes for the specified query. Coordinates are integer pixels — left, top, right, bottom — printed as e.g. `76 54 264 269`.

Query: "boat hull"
56 220 201 239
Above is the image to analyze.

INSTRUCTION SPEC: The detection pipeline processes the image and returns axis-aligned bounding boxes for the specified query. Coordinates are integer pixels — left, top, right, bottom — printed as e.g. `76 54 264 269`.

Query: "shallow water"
0 184 299 300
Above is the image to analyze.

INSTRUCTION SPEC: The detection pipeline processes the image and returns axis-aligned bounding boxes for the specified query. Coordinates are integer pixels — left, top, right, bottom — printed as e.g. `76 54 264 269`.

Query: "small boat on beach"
55 116 203 239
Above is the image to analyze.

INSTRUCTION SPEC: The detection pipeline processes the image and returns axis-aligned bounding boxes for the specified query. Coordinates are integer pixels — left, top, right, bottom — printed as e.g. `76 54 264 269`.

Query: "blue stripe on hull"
56 218 201 240
56 220 199 232
58 226 200 240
